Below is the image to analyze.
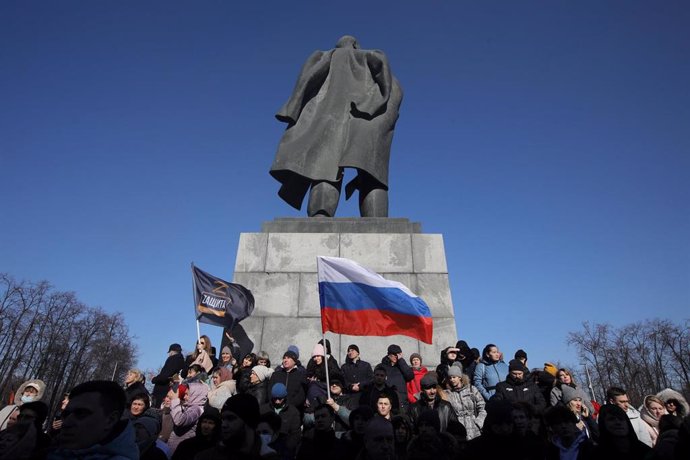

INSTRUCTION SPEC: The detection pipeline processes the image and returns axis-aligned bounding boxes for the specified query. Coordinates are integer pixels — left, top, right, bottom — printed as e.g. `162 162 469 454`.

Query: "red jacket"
406 366 428 403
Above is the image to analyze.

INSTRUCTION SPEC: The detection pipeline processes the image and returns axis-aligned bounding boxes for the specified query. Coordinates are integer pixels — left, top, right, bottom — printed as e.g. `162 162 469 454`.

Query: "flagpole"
191 262 201 343
316 257 331 401
323 331 331 401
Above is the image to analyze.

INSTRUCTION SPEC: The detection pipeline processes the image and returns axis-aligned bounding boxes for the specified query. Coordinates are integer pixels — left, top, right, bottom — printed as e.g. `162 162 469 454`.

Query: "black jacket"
340 358 374 392
380 355 414 409
359 382 400 414
268 366 307 412
260 403 302 457
491 375 547 413
247 380 270 406
408 394 458 432
151 353 185 406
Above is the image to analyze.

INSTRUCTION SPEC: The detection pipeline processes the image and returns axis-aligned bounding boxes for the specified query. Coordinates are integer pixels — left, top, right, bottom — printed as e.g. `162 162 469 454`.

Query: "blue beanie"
271 383 288 399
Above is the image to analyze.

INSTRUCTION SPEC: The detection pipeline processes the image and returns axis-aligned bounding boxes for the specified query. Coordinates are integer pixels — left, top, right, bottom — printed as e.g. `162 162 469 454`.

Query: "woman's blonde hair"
127 369 144 382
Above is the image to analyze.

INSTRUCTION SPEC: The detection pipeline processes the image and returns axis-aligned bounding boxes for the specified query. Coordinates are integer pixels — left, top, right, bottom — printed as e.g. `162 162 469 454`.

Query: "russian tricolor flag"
317 256 433 344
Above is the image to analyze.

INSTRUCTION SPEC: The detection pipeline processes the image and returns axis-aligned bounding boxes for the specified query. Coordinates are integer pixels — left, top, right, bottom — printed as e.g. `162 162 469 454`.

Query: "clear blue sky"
2 1 688 374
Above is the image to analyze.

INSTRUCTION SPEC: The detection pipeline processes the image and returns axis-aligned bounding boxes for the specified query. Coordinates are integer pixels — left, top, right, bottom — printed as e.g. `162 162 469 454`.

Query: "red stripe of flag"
320 307 433 344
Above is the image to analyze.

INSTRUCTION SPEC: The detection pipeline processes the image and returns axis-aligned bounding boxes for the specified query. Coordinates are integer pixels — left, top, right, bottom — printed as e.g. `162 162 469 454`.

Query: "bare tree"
568 319 690 405
0 274 137 415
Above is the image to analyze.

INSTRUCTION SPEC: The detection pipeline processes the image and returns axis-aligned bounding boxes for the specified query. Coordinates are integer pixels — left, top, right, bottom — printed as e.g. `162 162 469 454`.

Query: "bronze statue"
270 36 403 217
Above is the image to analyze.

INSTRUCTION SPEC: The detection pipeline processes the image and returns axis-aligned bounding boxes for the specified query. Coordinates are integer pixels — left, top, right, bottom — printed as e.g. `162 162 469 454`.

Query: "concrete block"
258 317 324 365
340 233 413 272
262 217 422 234
265 233 339 272
419 317 458 365
234 233 268 273
412 234 448 273
298 273 321 317
416 274 454 317
233 272 299 317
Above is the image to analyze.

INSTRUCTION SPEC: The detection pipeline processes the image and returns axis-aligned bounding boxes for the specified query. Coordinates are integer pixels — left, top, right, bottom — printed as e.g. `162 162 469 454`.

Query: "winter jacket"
260 402 302 457
408 393 458 433
303 393 357 435
545 429 595 460
650 428 678 460
207 379 236 410
491 375 547 413
551 382 595 413
305 357 344 408
171 407 221 460
261 403 301 457
444 378 487 440
124 381 149 405
594 404 652 460
340 357 373 392
639 395 663 446
0 378 47 430
359 382 400 414
159 406 173 442
268 366 307 412
247 379 270 406
435 347 461 387
167 381 209 454
626 405 654 447
406 366 428 403
151 352 185 406
473 358 508 401
47 420 139 460
380 355 414 410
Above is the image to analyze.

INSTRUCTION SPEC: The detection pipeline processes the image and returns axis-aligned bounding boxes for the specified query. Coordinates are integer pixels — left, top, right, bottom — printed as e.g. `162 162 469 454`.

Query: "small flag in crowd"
317 256 433 343
191 264 254 329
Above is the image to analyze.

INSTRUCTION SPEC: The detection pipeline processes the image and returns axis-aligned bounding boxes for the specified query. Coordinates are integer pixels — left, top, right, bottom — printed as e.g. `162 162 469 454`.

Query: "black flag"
191 264 254 329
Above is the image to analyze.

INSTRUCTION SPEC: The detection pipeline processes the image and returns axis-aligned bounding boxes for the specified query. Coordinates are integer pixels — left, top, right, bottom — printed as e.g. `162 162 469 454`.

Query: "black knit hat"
222 394 260 429
387 344 402 355
168 343 182 353
514 349 528 360
509 359 528 373
347 344 360 353
283 350 298 362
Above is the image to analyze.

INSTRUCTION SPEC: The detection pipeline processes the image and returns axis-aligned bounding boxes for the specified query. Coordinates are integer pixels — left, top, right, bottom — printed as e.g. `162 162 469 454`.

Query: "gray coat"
445 379 487 440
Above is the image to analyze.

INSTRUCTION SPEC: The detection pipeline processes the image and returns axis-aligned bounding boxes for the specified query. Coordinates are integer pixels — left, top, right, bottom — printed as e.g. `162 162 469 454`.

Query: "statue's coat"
270 40 403 210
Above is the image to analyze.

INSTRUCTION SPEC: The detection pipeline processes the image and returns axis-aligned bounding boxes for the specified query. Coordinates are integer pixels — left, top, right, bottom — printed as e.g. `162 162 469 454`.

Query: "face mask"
272 399 285 410
21 395 35 403
260 433 273 445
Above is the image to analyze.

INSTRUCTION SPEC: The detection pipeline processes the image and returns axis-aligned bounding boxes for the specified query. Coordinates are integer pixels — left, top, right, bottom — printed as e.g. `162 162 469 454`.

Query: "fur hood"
14 379 47 405
656 388 689 416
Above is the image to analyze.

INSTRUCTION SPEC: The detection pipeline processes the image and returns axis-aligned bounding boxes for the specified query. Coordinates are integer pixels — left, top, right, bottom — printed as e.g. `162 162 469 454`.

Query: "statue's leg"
307 180 341 217
360 187 388 217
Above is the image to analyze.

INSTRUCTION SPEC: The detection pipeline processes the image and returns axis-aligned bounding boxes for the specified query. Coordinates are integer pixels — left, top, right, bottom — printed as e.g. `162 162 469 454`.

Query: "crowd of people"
1 335 689 460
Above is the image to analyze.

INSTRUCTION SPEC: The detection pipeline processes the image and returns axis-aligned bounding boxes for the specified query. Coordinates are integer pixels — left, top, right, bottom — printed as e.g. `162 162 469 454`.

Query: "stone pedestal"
231 218 458 366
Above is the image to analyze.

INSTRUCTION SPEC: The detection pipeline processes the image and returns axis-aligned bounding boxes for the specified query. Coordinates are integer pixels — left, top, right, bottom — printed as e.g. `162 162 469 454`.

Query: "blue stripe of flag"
318 281 432 318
